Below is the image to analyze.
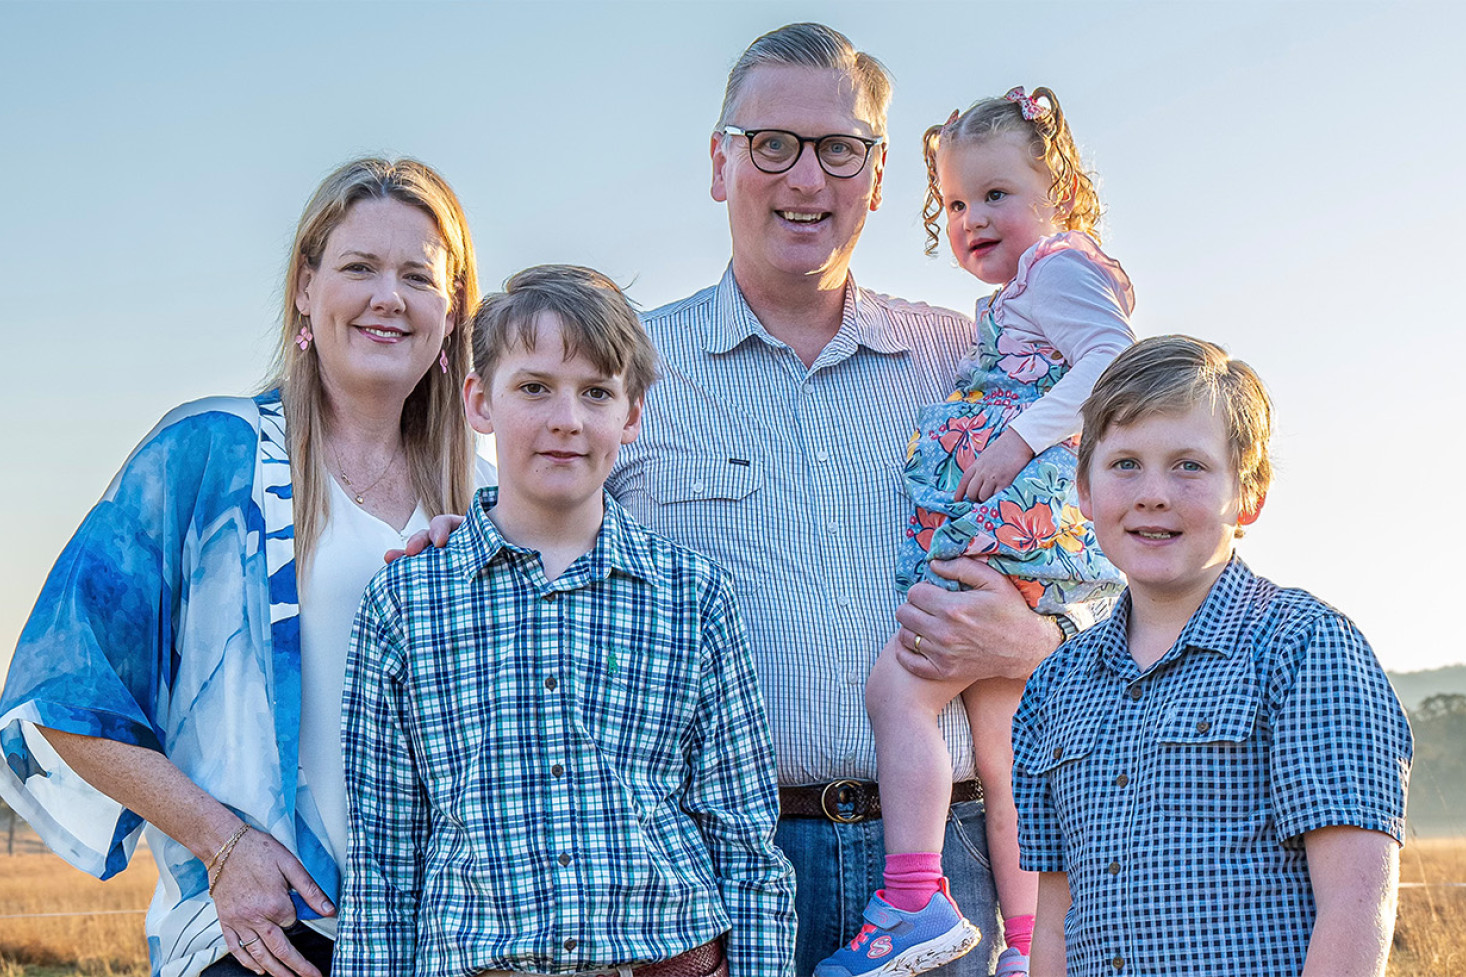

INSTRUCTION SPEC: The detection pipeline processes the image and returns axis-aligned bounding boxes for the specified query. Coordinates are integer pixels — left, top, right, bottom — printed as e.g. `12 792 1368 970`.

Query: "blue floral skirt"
897 313 1124 616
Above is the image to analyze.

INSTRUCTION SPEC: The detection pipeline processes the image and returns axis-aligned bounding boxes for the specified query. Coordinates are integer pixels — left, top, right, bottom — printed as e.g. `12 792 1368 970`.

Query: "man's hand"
384 514 464 564
893 557 1058 683
955 429 1035 503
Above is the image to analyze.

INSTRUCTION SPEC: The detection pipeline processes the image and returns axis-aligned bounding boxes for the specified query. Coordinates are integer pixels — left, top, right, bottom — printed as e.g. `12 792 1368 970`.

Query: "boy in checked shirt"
1013 336 1411 976
336 265 795 977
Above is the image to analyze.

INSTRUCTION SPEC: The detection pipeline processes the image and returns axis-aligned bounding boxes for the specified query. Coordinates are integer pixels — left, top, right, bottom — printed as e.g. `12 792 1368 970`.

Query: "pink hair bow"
1004 86 1048 121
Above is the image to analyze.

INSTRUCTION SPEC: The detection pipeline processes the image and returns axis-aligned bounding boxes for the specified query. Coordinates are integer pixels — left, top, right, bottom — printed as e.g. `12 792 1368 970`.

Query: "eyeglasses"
720 126 884 179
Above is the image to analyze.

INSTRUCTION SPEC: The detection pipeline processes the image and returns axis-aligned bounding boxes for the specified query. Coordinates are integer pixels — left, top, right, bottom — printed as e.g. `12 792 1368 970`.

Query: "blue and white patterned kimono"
0 391 335 977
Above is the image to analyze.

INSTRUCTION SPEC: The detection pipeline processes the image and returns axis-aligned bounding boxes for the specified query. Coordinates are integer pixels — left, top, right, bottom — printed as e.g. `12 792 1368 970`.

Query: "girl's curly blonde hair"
921 87 1102 256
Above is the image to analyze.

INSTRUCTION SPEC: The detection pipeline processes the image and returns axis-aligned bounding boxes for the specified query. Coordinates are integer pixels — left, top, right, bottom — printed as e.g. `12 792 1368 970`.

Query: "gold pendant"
355 495 365 505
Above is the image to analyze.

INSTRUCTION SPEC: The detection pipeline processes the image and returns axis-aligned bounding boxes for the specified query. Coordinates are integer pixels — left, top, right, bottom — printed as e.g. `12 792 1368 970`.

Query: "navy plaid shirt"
336 488 795 977
1013 557 1412 976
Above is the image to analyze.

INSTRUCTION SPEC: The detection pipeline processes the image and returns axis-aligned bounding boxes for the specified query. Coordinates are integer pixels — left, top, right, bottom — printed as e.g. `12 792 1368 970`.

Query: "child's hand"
955 430 1036 502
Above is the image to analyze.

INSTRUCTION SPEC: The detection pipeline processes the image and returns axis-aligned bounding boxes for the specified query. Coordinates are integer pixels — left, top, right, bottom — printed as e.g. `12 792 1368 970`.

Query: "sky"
2 0 1463 677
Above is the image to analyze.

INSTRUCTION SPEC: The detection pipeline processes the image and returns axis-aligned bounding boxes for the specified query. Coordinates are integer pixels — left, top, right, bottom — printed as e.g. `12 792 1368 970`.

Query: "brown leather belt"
629 940 724 977
779 779 983 824
478 939 725 977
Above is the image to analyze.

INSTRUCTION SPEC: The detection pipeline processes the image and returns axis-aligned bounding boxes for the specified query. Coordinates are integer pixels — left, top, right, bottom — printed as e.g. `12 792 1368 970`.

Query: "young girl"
815 88 1133 977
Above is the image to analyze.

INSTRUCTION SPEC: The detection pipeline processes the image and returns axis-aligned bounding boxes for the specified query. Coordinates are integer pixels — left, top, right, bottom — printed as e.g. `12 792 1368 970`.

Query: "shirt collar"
1092 554 1260 675
446 486 662 587
1171 555 1262 659
705 263 912 358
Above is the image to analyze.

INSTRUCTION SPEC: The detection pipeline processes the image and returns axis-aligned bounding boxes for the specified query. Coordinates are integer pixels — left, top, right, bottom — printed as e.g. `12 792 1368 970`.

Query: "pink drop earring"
295 323 313 351
439 347 450 374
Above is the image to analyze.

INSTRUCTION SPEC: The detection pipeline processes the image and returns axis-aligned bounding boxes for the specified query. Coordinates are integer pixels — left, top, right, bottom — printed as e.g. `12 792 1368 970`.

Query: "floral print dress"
898 236 1128 615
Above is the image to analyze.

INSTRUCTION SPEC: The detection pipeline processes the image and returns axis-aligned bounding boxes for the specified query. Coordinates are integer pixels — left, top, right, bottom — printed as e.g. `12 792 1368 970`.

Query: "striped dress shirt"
609 266 999 785
337 488 795 977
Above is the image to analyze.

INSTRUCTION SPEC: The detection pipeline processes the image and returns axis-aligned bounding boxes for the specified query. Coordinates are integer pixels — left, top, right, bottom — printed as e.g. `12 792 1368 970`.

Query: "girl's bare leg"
866 632 973 854
963 677 1039 922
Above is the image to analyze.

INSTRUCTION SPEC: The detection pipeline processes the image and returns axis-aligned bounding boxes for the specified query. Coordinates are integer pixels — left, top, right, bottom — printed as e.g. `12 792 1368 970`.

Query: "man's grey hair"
716 23 893 133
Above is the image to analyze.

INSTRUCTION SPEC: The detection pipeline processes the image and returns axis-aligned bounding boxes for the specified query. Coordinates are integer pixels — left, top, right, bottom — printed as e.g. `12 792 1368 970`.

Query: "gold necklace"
330 441 402 506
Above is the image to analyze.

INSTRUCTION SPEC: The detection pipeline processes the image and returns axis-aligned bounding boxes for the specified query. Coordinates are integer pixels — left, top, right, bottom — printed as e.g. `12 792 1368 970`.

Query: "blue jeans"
775 799 1000 977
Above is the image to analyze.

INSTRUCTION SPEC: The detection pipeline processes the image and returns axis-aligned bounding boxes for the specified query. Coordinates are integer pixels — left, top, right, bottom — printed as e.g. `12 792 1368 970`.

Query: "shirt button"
1112 956 1124 970
1107 860 1121 875
836 595 852 608
1128 686 1142 700
545 677 558 691
1114 773 1129 788
1197 720 1212 733
826 520 839 534
1052 746 1064 760
564 938 578 951
558 853 571 866
816 450 830 463
692 481 705 494
551 764 564 777
544 591 557 602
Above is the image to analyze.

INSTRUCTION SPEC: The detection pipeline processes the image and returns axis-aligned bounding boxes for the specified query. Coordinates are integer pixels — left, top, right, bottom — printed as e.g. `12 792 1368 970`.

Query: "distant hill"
1388 665 1466 711
1387 668 1466 837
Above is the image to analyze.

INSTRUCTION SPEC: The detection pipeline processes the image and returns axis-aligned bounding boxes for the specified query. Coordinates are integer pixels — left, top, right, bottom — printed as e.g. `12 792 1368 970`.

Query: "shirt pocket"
643 454 767 591
1019 720 1102 847
1154 689 1267 820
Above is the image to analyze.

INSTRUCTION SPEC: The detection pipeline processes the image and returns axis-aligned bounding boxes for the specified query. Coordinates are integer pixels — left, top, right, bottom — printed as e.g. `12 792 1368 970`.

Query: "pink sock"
1003 914 1035 956
882 852 943 912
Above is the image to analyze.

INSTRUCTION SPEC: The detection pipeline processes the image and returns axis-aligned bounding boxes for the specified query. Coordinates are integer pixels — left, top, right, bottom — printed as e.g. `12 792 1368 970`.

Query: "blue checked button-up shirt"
608 266 994 785
336 488 795 977
1013 557 1412 976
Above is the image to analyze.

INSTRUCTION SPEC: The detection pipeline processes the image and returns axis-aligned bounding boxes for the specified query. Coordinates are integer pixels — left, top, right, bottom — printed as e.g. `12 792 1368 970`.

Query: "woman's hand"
37 730 333 977
212 828 334 977
954 429 1035 503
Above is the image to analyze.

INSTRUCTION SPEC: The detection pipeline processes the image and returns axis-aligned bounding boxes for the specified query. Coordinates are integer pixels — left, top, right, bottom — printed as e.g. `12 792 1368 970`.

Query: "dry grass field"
2 829 1465 976
1394 836 1466 976
0 827 155 977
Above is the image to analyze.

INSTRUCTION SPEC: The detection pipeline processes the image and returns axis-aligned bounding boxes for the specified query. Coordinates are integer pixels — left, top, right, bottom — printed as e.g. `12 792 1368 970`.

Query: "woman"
0 158 490 977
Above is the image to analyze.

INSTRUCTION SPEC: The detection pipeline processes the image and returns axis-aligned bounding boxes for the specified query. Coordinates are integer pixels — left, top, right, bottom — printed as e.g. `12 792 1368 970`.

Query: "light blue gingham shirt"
1013 557 1412 975
609 266 1037 785
337 487 794 977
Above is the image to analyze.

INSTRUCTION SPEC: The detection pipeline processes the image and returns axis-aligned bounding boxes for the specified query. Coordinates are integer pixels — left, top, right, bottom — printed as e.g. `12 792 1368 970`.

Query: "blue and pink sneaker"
813 879 981 977
994 946 1029 977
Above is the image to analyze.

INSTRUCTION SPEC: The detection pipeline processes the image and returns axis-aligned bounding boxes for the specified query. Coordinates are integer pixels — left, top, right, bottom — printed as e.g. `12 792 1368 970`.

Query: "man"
606 23 1078 976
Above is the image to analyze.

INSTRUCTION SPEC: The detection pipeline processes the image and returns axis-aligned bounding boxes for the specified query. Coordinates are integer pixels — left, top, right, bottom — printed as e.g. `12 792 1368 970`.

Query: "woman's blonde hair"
921 86 1101 256
260 157 481 574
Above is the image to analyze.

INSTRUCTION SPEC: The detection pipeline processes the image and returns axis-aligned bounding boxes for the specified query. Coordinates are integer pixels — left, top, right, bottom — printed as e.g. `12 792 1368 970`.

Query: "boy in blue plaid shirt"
1012 336 1411 976
336 265 795 977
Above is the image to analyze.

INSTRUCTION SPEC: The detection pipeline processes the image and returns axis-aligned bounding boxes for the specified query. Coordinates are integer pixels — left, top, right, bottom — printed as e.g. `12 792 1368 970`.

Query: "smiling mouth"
969 240 998 254
779 210 828 225
1132 530 1179 540
358 326 406 340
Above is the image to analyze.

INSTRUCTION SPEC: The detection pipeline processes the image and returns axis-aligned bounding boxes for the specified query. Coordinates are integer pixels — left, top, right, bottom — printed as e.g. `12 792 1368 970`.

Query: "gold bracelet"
206 824 251 896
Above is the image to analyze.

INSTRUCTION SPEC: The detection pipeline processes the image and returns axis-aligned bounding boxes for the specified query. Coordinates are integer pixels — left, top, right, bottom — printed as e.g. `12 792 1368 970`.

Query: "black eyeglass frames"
720 126 884 179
